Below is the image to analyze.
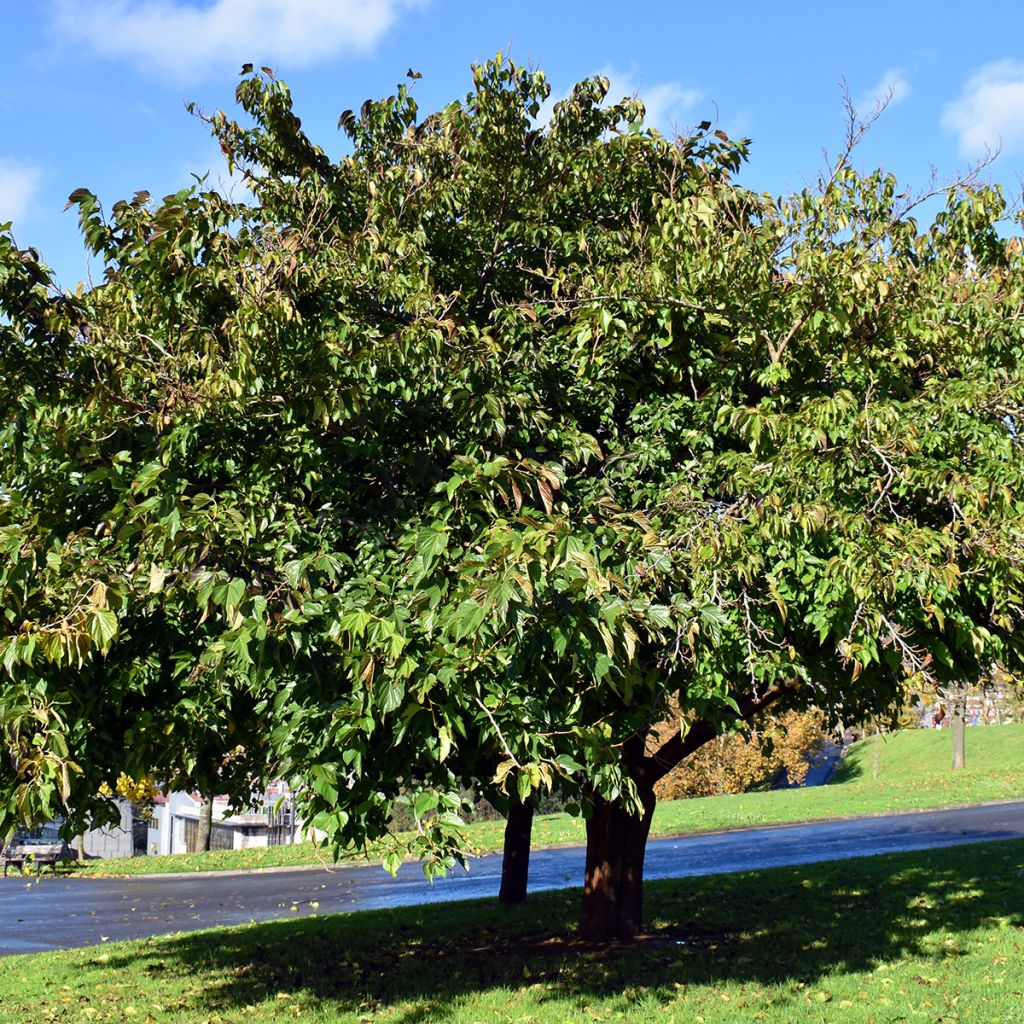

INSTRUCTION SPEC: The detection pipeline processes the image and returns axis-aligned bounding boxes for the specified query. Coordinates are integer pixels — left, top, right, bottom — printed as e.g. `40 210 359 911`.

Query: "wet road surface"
2 800 1022 956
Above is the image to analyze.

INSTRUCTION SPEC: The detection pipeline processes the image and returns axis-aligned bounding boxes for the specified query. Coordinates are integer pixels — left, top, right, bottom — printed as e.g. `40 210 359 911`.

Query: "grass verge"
3 839 1022 1023
69 722 1023 877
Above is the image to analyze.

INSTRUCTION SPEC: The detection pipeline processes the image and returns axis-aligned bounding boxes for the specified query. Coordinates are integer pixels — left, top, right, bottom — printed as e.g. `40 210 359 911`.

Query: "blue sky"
4 1 1024 288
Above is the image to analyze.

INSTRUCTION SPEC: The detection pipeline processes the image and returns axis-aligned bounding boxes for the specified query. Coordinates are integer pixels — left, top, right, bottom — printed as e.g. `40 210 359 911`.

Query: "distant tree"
194 794 215 852
904 669 1023 769
654 709 829 799
3 59 1023 940
945 684 968 770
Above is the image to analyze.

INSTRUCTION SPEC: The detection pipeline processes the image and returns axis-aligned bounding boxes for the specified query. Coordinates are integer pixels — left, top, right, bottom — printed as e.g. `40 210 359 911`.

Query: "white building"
147 791 297 855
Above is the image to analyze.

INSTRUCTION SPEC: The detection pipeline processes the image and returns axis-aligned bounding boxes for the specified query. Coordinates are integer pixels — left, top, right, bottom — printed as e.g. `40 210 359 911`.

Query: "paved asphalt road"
2 801 1022 957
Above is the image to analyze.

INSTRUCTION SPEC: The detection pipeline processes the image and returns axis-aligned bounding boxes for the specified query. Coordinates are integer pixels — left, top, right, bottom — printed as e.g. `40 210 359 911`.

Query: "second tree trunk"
499 797 534 903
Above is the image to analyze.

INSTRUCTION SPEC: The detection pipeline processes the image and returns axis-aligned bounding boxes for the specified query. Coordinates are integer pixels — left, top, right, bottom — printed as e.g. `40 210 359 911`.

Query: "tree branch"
640 683 789 786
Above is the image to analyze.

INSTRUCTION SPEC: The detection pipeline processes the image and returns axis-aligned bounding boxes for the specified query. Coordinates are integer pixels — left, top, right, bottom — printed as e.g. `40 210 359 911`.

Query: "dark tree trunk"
195 794 214 852
951 705 966 770
578 783 656 941
498 798 534 904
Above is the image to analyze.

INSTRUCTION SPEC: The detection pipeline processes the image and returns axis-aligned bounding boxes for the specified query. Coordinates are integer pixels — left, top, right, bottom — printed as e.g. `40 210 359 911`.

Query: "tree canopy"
3 58 1023 938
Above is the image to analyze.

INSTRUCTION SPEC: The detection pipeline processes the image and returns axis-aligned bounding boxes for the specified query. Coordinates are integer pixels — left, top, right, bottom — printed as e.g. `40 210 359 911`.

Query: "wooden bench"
2 843 68 877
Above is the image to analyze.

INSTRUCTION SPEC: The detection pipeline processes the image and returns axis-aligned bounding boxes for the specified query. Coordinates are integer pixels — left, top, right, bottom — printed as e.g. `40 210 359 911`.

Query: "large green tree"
3 59 1023 940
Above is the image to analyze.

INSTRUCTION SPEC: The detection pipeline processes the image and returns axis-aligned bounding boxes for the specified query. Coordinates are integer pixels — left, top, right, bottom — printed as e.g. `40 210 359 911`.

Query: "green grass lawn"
3 839 1022 1023
70 722 1024 878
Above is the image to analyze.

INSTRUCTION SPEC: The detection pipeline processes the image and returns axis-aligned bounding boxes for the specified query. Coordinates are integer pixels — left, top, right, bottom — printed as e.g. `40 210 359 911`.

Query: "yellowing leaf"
148 564 168 593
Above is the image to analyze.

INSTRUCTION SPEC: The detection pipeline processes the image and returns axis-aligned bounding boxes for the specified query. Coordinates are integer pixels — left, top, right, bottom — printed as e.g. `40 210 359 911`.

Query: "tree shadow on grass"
94 840 1024 1023
828 750 867 784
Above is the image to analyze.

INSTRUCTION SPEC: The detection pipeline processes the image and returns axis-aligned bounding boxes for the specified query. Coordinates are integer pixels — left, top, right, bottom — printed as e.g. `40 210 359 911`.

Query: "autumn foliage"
654 710 829 800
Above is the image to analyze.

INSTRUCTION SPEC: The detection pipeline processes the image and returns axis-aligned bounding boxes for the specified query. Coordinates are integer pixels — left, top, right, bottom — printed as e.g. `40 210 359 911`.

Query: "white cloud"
52 0 421 80
599 67 702 133
856 68 910 118
942 59 1024 158
182 145 250 200
539 66 702 135
0 159 43 225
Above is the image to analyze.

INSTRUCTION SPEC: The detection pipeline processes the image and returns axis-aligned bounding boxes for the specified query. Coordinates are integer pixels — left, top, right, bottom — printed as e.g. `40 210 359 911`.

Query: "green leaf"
413 791 438 819
451 599 487 642
87 610 119 653
225 577 245 609
1 641 17 676
374 675 405 714
516 770 533 804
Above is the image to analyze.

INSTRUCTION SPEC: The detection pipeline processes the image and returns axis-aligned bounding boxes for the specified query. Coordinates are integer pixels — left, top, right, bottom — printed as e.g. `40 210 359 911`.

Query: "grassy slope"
3 839 1022 1023
71 722 1024 877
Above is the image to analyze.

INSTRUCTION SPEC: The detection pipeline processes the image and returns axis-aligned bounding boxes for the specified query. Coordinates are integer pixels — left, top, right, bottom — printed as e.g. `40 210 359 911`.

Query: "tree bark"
951 705 966 770
195 794 214 851
577 724 715 942
498 797 534 904
579 784 656 941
